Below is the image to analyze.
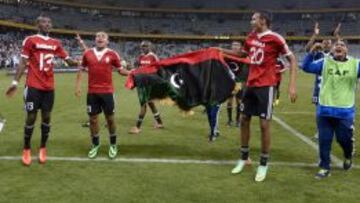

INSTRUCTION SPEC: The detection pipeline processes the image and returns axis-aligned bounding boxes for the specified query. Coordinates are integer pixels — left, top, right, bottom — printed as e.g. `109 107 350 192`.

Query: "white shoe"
255 165 268 182
231 160 246 174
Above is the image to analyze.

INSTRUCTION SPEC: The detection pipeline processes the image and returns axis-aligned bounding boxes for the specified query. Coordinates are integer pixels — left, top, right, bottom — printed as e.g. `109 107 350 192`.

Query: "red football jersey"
81 48 122 94
137 52 159 68
21 34 69 90
243 30 292 87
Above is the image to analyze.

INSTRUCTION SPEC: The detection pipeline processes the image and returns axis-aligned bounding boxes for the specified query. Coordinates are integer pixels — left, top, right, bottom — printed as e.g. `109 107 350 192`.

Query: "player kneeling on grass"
302 40 358 179
5 15 79 166
75 32 129 159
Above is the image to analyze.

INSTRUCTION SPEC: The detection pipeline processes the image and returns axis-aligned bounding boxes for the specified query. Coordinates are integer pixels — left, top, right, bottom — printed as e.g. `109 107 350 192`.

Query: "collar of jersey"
36 34 50 40
330 55 349 62
256 30 272 39
92 47 109 61
142 52 154 56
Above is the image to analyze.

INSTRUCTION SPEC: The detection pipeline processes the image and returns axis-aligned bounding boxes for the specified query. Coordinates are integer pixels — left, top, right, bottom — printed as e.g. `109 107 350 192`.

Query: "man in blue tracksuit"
301 40 359 179
305 23 341 140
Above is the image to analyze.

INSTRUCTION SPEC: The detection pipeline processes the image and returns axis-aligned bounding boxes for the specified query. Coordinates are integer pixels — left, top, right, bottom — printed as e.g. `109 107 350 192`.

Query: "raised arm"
305 22 320 52
76 33 89 51
333 23 342 41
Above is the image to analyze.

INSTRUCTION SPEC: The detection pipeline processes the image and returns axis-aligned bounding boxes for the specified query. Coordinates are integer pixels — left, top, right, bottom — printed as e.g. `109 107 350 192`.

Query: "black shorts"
24 87 54 113
240 86 276 120
87 93 115 116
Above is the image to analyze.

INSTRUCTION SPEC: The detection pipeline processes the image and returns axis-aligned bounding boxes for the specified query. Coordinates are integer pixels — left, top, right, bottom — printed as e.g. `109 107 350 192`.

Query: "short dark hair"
255 11 272 27
36 14 51 24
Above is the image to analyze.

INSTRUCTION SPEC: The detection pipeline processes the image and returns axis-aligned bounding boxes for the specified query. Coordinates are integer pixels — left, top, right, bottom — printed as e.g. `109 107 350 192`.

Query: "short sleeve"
152 54 159 62
112 51 122 68
21 37 32 59
242 40 250 54
275 35 292 56
55 41 69 60
80 52 88 69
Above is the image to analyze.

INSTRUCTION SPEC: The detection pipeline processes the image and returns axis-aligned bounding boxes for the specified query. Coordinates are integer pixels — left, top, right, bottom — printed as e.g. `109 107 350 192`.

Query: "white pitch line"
275 111 360 116
0 156 357 169
273 115 343 167
275 111 315 115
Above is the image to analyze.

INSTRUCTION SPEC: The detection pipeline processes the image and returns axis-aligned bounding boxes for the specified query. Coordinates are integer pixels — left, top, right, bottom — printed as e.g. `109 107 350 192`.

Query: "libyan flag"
125 48 250 111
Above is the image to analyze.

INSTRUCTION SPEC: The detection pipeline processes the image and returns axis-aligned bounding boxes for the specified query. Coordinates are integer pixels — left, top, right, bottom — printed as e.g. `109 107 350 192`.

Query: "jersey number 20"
249 47 264 65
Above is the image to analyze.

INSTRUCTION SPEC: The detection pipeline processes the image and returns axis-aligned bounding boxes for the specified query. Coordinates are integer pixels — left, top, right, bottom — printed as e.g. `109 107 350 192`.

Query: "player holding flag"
129 41 164 134
5 15 79 166
75 32 129 159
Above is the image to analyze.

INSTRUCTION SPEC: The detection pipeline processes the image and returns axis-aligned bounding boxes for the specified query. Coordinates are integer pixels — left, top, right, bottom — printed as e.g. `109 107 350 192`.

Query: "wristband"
11 80 19 86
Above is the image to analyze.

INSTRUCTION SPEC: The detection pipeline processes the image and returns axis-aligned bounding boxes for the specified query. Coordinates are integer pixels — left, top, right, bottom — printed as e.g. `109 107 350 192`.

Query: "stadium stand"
0 0 359 67
0 0 359 36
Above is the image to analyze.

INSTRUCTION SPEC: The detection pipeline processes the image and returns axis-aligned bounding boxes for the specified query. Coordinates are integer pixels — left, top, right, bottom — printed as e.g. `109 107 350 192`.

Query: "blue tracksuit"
311 51 327 104
206 104 220 136
302 53 360 170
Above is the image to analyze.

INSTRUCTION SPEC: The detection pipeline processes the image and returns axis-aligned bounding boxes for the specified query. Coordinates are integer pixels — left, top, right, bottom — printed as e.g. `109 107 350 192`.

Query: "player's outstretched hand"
314 22 320 35
334 23 341 38
288 86 297 103
5 85 17 97
75 33 82 42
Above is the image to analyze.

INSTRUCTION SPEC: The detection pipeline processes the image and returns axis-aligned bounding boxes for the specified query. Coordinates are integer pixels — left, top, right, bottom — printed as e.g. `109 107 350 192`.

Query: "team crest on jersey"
105 57 110 64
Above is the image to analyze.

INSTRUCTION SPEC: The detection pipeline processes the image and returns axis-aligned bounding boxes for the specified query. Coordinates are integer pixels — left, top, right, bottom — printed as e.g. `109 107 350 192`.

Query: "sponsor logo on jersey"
36 44 57 51
250 40 265 48
140 60 152 65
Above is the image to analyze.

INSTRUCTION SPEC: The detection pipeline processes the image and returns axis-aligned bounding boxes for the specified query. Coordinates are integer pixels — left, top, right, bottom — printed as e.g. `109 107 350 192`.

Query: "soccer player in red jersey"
5 15 79 166
75 32 129 159
129 41 163 134
230 11 297 182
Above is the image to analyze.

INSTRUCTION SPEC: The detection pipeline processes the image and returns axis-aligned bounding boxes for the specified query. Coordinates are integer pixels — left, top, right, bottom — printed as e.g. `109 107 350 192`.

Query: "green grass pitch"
0 70 360 203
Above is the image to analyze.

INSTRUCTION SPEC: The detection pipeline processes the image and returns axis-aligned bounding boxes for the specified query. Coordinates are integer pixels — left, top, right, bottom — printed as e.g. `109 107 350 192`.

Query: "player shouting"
75 32 129 159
